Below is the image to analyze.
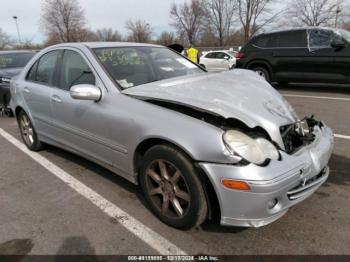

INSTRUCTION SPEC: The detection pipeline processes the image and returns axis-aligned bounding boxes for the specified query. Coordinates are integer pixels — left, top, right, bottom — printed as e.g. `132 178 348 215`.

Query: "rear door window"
276 31 307 47
205 52 216 59
26 61 39 82
264 31 307 48
34 51 60 86
309 29 333 49
215 52 227 59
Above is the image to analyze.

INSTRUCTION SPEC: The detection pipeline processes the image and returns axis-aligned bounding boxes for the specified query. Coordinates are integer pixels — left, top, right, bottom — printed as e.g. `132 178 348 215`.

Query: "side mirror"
224 56 230 60
70 84 102 101
331 40 346 50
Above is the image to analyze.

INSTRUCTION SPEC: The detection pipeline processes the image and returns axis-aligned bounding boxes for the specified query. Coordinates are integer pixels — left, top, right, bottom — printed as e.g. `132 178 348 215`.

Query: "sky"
0 0 186 44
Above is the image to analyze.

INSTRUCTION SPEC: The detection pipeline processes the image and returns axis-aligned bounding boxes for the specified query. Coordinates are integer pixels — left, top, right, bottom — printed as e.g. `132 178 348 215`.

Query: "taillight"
235 52 245 60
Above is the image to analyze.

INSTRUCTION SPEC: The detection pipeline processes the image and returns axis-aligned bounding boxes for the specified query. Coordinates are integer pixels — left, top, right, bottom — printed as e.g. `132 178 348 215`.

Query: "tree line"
1 0 350 50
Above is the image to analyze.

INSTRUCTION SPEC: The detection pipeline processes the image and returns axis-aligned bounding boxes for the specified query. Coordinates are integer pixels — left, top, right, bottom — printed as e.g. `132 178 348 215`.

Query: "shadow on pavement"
0 238 34 255
327 154 350 187
43 146 150 214
55 236 96 256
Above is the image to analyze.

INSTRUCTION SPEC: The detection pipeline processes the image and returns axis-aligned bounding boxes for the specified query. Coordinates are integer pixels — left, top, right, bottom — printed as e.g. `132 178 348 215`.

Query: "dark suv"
235 27 350 84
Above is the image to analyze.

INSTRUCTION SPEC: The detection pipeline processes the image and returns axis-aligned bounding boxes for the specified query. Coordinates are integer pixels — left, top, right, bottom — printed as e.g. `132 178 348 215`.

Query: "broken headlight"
223 130 279 165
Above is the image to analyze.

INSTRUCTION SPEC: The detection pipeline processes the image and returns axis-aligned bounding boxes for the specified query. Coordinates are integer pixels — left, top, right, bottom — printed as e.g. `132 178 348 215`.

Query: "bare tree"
237 0 280 41
287 0 344 27
41 0 87 43
0 28 11 49
204 0 237 47
95 28 123 42
170 0 205 45
156 31 177 46
125 19 153 43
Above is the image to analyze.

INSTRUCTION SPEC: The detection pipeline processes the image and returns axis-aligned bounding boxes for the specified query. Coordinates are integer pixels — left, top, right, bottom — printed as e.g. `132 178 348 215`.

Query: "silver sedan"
10 42 334 229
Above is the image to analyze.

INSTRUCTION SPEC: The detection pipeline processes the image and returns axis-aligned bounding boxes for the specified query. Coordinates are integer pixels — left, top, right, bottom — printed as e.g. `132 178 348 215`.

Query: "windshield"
0 52 34 69
94 46 204 89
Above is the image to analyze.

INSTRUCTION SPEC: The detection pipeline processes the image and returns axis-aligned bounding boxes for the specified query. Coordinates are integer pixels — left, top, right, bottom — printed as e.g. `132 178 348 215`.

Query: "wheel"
18 111 43 151
139 144 208 229
252 66 270 82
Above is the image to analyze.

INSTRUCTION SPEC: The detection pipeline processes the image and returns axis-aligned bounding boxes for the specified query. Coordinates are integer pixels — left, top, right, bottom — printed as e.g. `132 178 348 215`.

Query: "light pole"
13 16 22 44
335 6 342 28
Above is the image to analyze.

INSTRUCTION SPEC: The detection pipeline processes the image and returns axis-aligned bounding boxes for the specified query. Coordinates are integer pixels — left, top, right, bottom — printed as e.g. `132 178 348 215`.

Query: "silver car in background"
10 42 334 229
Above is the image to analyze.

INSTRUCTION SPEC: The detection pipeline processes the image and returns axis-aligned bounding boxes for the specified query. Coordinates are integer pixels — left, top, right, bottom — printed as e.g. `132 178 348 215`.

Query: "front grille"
287 167 328 200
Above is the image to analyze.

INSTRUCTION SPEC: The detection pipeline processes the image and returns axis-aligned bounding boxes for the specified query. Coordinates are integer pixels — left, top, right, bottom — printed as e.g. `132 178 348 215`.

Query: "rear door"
215 52 231 70
50 48 113 165
269 30 309 82
201 52 217 70
22 50 61 137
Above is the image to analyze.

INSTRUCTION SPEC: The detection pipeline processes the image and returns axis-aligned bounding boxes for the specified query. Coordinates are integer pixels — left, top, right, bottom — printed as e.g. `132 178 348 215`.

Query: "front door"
306 28 344 83
330 30 350 83
50 49 113 166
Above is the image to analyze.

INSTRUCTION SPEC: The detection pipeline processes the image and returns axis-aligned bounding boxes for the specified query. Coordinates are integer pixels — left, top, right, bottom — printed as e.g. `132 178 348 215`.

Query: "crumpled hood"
122 69 299 145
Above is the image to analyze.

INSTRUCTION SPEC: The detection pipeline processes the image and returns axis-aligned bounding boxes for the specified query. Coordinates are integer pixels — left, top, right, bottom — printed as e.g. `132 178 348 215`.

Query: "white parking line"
0 128 186 255
335 134 350 140
283 94 350 101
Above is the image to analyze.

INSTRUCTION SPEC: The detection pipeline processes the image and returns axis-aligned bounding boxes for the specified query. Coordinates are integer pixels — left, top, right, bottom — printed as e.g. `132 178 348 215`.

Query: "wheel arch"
15 106 25 120
133 137 221 221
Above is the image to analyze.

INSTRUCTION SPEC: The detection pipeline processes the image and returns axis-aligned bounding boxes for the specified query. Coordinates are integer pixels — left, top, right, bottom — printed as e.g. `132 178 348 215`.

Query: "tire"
139 144 208 229
251 66 270 82
18 111 44 151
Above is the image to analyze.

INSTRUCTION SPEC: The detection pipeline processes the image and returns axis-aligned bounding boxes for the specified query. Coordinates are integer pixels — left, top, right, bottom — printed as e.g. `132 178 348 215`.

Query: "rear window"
254 35 269 48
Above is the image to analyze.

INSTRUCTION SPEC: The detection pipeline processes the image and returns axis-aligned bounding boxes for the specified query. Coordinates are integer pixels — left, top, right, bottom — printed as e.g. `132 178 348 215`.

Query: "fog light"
268 198 278 209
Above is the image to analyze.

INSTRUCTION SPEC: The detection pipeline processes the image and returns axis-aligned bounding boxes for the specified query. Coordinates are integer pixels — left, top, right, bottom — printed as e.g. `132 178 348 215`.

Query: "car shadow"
274 83 350 94
43 145 148 206
326 154 350 187
199 220 248 234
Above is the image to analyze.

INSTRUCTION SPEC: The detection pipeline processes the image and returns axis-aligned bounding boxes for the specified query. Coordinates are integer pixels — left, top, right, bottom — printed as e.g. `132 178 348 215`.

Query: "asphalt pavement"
0 84 349 255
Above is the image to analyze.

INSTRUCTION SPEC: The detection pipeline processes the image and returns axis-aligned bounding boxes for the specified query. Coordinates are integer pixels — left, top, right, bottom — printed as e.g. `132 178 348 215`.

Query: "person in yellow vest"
187 45 199 64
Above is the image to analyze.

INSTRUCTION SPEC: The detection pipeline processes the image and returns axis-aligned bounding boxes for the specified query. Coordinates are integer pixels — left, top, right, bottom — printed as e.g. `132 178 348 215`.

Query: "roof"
50 42 163 49
260 26 340 36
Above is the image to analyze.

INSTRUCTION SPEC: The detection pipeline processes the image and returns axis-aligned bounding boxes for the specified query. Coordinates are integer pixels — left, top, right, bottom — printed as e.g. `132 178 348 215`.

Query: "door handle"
23 87 30 94
51 95 62 104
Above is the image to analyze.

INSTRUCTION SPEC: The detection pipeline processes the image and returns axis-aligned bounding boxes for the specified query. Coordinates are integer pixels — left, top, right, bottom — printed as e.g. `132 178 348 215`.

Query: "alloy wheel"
20 114 34 146
145 159 191 219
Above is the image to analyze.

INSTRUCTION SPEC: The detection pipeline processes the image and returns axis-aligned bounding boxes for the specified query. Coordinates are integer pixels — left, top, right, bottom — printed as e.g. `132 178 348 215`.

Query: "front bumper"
199 124 334 227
